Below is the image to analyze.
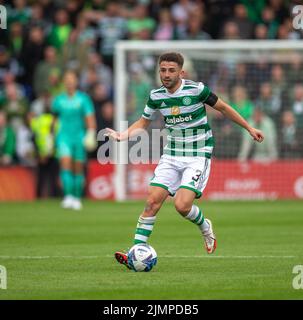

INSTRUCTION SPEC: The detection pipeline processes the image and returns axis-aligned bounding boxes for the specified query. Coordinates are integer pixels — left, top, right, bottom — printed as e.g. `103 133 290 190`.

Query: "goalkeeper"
52 71 97 210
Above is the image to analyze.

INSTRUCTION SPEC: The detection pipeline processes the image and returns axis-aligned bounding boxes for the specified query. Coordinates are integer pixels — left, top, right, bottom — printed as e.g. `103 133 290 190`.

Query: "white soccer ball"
127 243 157 272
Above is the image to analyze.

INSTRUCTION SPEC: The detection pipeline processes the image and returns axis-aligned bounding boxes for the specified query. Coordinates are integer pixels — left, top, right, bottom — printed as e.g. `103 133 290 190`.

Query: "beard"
161 77 179 89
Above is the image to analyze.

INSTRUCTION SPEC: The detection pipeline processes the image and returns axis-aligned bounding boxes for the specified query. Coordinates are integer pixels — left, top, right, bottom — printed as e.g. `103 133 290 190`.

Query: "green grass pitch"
0 200 303 300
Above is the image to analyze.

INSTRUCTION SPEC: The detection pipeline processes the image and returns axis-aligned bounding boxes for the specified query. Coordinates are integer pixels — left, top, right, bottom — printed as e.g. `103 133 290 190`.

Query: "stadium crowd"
0 0 303 185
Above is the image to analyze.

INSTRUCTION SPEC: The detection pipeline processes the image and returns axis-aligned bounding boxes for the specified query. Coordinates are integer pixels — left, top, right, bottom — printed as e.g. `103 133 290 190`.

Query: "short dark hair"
158 52 184 68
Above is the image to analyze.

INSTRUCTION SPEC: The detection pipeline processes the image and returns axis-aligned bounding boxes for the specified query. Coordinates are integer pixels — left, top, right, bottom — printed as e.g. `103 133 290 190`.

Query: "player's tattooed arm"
144 203 152 212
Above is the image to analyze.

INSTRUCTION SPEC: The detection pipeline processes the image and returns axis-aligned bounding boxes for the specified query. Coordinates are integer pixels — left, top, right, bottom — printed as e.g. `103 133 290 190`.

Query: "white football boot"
202 218 217 254
61 195 74 209
71 198 83 211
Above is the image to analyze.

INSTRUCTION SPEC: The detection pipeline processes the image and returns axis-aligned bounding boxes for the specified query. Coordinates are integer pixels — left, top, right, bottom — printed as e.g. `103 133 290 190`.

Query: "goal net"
110 40 303 201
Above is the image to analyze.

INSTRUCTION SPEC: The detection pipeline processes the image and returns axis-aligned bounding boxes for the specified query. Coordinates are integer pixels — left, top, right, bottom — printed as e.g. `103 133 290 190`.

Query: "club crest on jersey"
171 106 180 115
182 97 192 106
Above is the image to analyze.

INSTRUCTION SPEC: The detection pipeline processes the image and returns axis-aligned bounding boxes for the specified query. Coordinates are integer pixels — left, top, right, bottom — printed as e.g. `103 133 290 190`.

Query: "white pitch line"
0 255 299 260
158 255 298 259
0 255 100 260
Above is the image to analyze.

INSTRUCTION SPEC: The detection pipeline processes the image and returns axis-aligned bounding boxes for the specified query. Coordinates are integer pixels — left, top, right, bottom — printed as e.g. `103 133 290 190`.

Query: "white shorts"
150 154 211 198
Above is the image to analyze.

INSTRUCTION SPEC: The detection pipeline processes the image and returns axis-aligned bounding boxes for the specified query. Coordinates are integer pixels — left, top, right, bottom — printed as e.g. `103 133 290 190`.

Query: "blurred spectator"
20 26 46 93
80 52 113 95
210 109 241 159
171 0 197 28
221 21 240 39
26 3 51 32
291 84 303 130
178 11 211 40
39 0 57 23
127 4 156 40
261 6 279 39
0 111 15 166
228 4 255 39
279 111 301 158
91 83 110 111
2 72 17 85
30 103 59 197
228 63 250 95
96 100 114 132
1 83 28 132
1 83 34 166
47 8 72 52
0 46 21 86
204 0 237 38
48 68 64 97
269 64 288 115
128 63 152 123
254 24 268 39
95 99 114 159
241 0 265 24
65 0 85 26
180 54 198 81
90 82 110 156
33 46 60 97
230 85 254 120
75 13 97 46
287 53 303 86
86 2 127 68
9 22 24 60
278 18 302 40
256 82 281 123
79 67 99 97
29 91 52 119
148 0 169 22
0 27 8 49
85 0 108 11
276 22 294 40
249 59 271 94
238 107 278 162
61 29 90 74
153 8 176 40
15 120 35 166
268 0 289 24
8 0 31 26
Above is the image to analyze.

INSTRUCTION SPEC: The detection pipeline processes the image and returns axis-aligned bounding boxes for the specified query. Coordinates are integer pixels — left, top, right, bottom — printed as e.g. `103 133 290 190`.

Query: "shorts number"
192 170 202 182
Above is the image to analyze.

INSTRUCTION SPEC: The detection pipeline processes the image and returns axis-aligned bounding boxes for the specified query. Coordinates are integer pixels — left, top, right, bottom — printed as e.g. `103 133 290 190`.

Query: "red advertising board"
1 161 302 201
86 161 115 200
0 167 36 201
87 160 303 200
205 160 303 200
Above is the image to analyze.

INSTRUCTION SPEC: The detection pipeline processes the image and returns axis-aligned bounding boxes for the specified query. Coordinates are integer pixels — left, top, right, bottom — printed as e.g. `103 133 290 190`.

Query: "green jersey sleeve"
142 94 157 120
82 94 95 116
198 82 211 103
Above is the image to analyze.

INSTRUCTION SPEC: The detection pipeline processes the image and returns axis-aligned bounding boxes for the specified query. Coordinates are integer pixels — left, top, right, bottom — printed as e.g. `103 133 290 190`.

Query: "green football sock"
134 216 156 244
185 205 210 232
60 169 73 196
74 173 85 199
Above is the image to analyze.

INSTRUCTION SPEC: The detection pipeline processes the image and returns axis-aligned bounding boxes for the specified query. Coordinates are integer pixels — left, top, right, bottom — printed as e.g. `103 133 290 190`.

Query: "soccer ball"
127 243 157 272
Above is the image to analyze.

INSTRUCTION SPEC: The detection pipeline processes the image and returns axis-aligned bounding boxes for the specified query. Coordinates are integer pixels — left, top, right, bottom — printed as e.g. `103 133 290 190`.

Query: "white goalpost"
114 40 303 201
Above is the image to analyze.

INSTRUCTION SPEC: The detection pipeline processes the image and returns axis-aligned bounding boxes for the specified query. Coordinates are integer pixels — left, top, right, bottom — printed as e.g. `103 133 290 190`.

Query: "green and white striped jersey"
142 79 214 158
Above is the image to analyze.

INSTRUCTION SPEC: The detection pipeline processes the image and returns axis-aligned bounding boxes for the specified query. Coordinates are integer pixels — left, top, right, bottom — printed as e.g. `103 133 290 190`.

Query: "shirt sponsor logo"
166 114 193 125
